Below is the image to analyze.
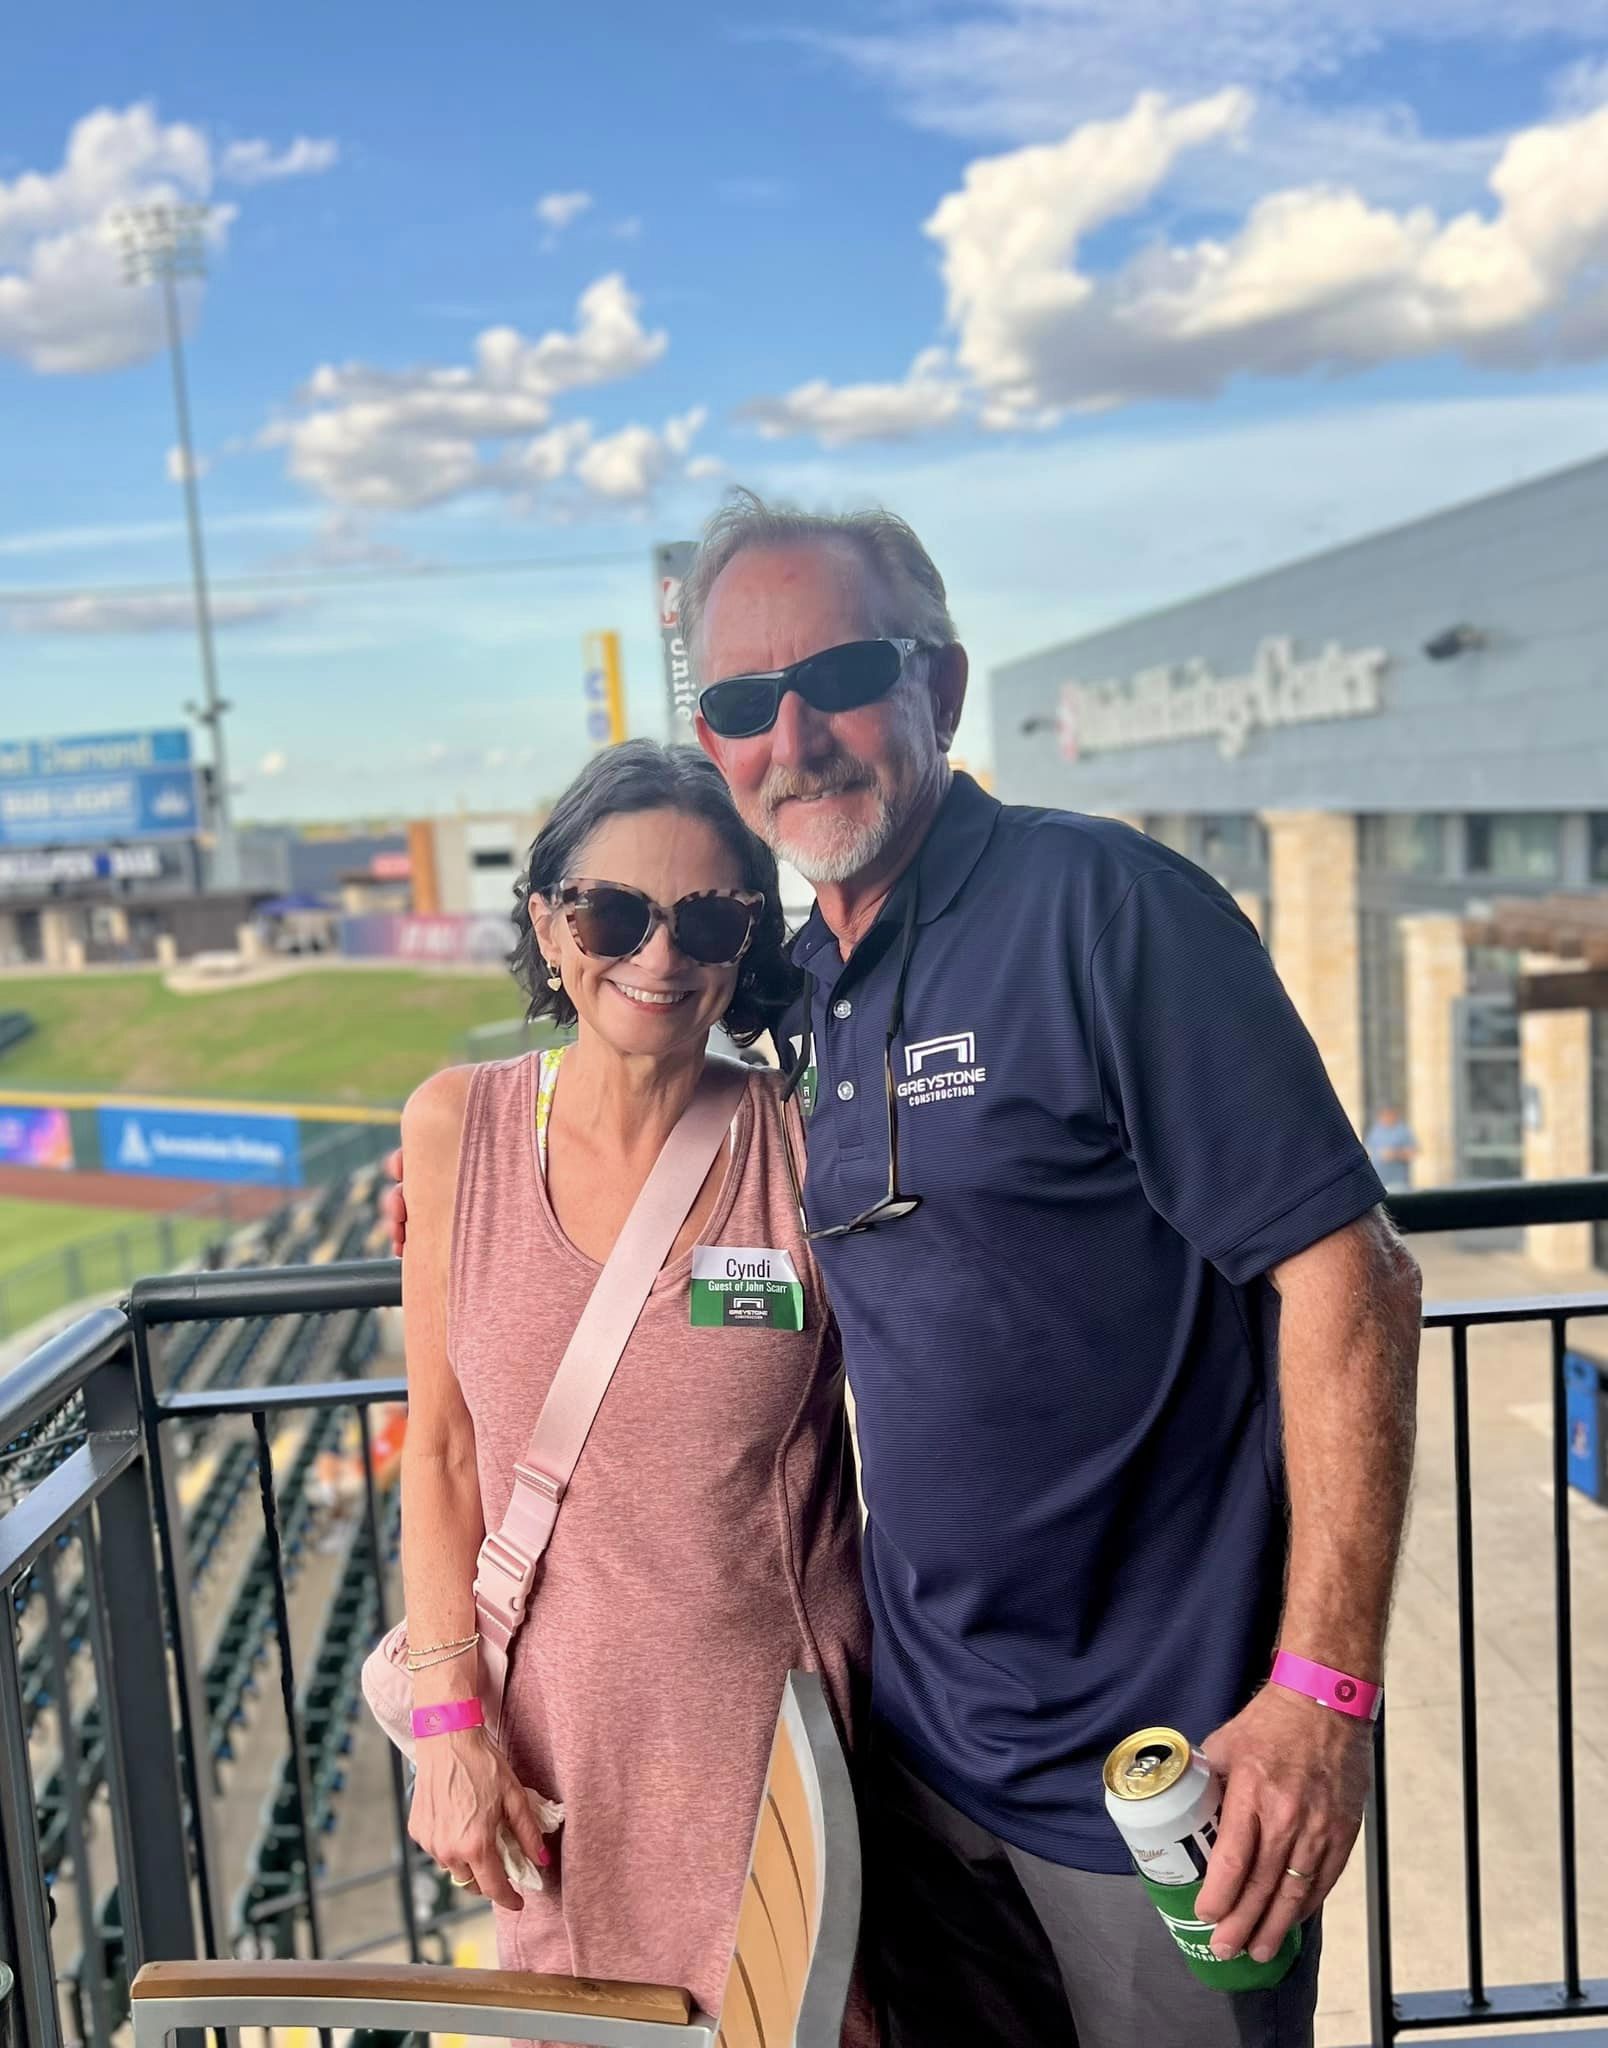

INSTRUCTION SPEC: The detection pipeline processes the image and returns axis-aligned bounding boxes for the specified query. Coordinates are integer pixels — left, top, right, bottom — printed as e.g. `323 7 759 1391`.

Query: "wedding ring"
1285 1865 1313 1885
449 1872 472 1888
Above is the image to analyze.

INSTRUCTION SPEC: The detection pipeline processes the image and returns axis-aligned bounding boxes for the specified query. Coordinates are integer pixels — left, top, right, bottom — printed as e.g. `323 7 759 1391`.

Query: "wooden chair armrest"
131 1958 696 2024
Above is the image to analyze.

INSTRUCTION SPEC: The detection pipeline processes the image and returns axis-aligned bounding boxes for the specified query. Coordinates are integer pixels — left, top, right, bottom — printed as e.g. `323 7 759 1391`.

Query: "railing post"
1364 1713 1394 2048
79 1326 207 1971
123 1308 228 1960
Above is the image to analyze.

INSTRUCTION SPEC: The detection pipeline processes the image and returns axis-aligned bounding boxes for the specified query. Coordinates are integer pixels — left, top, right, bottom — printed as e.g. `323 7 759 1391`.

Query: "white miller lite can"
1103 1725 1301 1990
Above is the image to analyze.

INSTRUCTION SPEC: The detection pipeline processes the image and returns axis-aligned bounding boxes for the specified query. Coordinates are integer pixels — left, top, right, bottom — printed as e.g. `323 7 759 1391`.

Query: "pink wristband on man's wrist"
411 1697 485 1740
1270 1650 1382 1722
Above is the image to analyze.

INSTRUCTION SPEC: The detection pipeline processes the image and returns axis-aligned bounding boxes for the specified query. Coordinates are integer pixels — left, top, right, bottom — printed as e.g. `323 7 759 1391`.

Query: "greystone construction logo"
899 1031 987 1107
1057 637 1387 764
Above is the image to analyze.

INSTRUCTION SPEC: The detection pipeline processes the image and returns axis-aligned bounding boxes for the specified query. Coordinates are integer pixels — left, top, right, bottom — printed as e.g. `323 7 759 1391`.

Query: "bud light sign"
0 729 200 847
98 1105 303 1188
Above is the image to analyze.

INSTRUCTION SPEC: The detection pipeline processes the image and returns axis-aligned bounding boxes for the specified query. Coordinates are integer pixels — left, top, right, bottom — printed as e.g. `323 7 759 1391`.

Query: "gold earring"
544 962 562 991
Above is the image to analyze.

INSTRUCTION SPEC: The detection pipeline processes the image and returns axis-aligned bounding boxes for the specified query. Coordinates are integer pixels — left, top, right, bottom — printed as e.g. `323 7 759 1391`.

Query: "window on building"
1590 814 1608 883
1199 815 1268 876
1359 814 1448 876
1464 813 1562 882
471 848 515 871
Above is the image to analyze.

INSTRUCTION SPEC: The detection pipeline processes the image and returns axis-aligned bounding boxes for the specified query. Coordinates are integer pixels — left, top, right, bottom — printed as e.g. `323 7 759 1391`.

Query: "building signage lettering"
0 729 192 781
654 541 698 730
1058 638 1386 763
0 845 166 891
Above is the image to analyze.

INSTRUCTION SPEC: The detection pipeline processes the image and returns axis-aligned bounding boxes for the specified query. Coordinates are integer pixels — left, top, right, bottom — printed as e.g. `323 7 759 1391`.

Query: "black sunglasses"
556 878 764 967
698 637 921 740
782 882 923 1239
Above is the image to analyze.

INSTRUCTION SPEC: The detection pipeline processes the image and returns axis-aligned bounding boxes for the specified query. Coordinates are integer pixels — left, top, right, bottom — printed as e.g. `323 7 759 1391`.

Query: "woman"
398 740 872 2035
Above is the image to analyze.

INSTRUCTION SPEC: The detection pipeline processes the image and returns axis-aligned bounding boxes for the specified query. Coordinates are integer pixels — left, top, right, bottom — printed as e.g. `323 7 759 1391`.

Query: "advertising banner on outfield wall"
0 1105 73 1170
339 913 510 964
98 1105 303 1188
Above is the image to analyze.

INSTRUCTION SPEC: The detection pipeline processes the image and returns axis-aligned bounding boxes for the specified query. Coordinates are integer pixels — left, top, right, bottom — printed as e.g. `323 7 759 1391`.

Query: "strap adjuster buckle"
513 1460 565 1505
475 1531 536 1622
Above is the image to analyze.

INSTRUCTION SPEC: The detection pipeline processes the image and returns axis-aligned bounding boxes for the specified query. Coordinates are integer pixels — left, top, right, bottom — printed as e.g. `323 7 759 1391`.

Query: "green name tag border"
690 1275 805 1331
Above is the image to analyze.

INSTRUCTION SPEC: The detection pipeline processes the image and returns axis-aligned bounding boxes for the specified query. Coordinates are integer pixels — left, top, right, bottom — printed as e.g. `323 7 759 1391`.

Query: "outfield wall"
0 1088 395 1191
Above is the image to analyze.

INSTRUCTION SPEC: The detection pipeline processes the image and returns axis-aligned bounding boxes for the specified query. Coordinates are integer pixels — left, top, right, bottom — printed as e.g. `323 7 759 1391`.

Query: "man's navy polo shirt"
792 772 1385 1871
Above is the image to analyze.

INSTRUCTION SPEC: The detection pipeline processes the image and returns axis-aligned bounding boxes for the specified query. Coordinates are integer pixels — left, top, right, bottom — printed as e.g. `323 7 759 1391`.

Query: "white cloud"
743 348 968 446
9 590 303 634
220 136 339 184
1552 55 1608 116
265 274 683 511
735 87 1608 445
166 444 210 483
922 90 1608 422
0 103 324 375
790 3 1608 228
258 749 289 776
575 408 709 500
803 3 1608 159
536 190 593 248
537 190 593 231
613 216 643 241
685 454 725 480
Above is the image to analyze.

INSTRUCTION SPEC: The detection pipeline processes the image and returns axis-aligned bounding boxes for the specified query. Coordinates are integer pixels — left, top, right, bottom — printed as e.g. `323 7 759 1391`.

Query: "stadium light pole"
114 202 240 890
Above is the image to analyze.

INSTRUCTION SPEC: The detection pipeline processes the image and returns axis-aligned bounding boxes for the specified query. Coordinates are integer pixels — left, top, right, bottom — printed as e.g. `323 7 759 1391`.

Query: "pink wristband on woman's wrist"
1270 1650 1382 1722
411 1697 485 1740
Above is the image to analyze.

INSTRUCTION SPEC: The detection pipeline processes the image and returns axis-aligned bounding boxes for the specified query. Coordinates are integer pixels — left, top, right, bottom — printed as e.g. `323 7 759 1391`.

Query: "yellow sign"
583 630 628 749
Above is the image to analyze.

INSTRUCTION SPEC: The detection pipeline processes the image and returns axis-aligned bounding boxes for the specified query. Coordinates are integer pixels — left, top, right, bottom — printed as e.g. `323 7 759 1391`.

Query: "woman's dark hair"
510 739 799 1049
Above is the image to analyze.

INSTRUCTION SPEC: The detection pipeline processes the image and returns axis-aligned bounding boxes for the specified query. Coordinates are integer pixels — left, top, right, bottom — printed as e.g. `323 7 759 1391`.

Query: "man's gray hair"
679 487 958 681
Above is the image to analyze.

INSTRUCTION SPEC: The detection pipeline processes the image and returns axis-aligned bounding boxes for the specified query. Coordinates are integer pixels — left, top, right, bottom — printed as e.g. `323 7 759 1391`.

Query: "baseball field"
0 966 535 1105
0 1194 225 1334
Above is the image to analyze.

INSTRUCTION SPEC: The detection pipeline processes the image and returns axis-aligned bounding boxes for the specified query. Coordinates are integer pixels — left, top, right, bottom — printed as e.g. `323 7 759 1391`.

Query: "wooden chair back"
713 1672 861 2048
128 1671 859 2048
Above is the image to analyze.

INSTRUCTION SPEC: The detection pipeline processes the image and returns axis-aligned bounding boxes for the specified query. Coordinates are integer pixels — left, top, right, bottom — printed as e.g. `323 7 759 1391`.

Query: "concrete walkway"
1315 1234 1608 2046
243 1235 1608 2045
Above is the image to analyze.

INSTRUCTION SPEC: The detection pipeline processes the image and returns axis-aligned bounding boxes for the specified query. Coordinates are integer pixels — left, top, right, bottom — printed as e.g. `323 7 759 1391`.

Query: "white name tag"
690 1245 804 1330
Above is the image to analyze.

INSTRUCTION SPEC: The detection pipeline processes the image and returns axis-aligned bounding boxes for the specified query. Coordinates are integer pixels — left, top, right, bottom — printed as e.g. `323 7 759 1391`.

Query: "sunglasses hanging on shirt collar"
783 881 923 1239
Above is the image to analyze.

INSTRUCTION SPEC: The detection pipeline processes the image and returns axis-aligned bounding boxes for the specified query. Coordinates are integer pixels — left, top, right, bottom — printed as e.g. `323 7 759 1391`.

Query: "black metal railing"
1364 1183 1608 2043
0 1176 1604 2048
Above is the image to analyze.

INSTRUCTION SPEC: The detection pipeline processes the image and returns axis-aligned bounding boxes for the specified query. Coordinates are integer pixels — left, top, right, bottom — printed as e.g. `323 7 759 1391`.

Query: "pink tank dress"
446 1052 873 2032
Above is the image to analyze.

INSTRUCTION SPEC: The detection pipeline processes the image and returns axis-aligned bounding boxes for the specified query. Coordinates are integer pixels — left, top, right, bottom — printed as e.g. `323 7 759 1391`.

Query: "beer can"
1103 1726 1301 1992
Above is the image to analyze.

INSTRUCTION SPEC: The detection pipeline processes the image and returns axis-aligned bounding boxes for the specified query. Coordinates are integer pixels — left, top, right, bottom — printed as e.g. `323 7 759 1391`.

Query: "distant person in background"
1364 1105 1419 1192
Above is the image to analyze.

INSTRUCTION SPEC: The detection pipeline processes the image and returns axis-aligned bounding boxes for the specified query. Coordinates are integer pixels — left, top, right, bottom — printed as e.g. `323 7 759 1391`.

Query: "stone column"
1520 953 1593 1272
1262 812 1364 1132
1400 914 1466 1192
40 906 77 968
1231 891 1264 940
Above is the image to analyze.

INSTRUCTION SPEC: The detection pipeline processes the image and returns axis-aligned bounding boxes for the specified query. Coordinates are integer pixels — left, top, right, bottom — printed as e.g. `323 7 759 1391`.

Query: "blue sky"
4 1 1608 820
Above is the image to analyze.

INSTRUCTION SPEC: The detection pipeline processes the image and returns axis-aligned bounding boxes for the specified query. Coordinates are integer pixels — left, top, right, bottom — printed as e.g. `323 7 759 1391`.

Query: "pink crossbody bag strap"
472 1057 747 1740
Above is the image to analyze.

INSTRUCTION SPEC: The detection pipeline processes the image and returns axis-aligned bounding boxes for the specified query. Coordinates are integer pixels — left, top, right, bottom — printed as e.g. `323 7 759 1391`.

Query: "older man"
680 492 1421 2047
386 493 1420 2043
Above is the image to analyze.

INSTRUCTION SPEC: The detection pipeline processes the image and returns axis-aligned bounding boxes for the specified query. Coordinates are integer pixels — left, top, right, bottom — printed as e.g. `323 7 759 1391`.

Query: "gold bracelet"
407 1645 480 1672
405 1631 479 1670
407 1630 478 1658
